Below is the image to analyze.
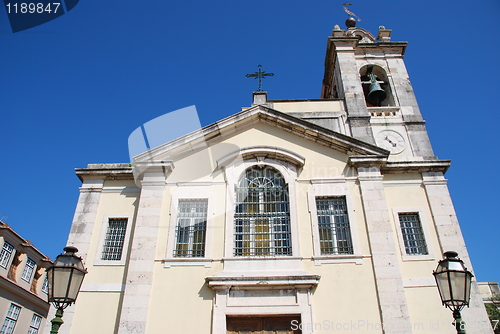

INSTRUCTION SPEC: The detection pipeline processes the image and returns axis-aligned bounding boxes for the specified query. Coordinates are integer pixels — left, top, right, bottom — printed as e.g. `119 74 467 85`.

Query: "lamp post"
46 246 88 334
433 251 474 334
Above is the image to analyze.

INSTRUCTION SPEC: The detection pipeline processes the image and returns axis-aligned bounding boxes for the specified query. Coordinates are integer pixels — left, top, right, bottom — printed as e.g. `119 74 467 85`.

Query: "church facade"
58 23 493 334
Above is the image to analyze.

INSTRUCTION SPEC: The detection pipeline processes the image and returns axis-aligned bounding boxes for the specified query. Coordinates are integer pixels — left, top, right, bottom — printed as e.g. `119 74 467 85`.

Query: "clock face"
376 130 406 154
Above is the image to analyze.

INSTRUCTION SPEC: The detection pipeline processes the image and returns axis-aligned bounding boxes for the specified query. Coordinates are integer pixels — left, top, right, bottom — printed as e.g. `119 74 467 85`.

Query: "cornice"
0 275 50 311
75 163 134 182
356 41 407 55
205 275 321 290
348 155 388 168
382 160 451 174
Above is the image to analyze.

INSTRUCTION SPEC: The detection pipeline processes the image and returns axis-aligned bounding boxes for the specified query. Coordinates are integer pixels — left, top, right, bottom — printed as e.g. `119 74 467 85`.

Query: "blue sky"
0 1 499 282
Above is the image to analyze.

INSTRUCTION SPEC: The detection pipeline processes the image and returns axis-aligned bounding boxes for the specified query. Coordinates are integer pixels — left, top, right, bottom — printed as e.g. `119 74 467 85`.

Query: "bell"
366 73 387 106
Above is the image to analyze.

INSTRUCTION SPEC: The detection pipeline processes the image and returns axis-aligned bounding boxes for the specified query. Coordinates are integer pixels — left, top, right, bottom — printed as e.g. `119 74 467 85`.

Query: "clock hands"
384 136 397 147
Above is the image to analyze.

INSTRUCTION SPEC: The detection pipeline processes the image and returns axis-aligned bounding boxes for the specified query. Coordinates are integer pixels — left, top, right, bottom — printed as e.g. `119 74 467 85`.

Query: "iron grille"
234 166 292 257
399 213 428 255
316 196 354 255
101 218 128 260
174 199 208 257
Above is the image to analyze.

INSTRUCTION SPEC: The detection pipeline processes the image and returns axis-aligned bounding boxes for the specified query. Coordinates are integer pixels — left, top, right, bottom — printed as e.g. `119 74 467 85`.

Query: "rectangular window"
174 199 208 257
101 218 128 261
21 258 36 282
316 196 354 255
0 304 21 334
41 275 48 294
0 242 14 269
399 213 428 255
27 314 42 334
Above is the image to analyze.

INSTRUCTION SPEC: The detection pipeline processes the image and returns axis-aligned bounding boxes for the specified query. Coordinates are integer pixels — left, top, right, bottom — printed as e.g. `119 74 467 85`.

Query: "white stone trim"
296 177 358 184
166 181 226 187
402 278 436 288
383 181 422 187
217 146 305 169
222 156 301 262
101 187 140 193
164 184 216 262
312 254 369 265
391 208 436 262
207 275 319 334
80 283 125 292
93 213 134 266
306 180 360 258
78 187 103 193
162 258 213 268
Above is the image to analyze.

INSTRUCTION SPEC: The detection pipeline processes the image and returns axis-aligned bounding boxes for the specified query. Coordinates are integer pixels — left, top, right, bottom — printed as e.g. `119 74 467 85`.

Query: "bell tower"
322 20 435 160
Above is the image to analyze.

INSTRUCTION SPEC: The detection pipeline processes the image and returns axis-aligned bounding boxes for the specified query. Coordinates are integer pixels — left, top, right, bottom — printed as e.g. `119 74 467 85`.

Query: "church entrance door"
226 315 301 334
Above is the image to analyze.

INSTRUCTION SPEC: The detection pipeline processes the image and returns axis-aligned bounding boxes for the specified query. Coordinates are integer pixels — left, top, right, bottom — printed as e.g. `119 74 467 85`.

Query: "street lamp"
46 246 88 334
433 251 474 334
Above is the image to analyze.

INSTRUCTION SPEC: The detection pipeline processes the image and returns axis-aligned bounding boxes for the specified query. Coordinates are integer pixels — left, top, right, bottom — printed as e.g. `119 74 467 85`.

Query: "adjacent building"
0 221 52 334
59 21 494 334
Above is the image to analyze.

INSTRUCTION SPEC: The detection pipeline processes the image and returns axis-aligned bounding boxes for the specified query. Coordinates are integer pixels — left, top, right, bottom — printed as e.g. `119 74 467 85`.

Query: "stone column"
422 172 493 334
357 167 413 334
45 176 105 334
67 177 105 257
117 162 172 334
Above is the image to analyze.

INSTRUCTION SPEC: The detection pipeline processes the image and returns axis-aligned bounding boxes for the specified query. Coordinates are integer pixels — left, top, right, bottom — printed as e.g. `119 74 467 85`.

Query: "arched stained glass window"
234 166 292 256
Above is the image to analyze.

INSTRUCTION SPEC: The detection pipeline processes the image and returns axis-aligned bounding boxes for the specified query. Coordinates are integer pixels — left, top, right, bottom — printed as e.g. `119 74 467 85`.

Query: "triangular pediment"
134 105 388 164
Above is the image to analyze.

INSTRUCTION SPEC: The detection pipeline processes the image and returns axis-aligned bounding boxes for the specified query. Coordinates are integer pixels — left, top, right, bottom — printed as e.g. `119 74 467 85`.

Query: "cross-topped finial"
246 65 274 92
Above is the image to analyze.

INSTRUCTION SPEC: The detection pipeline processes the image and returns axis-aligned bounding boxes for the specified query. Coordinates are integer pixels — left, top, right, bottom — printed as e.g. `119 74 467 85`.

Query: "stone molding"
206 275 320 289
217 145 306 169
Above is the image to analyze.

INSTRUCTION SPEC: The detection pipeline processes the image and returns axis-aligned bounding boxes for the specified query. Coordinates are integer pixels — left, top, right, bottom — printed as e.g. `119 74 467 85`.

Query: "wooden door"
227 315 301 334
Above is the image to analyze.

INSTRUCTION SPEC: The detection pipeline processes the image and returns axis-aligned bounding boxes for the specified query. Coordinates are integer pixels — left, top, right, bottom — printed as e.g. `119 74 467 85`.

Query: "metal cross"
246 65 274 92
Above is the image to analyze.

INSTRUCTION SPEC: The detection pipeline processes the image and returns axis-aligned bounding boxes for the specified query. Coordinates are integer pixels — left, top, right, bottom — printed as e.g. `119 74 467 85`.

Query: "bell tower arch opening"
360 65 394 107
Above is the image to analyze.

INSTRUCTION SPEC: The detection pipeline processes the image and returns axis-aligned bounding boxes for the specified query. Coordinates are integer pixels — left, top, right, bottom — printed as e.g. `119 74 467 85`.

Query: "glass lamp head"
433 251 473 312
47 246 87 310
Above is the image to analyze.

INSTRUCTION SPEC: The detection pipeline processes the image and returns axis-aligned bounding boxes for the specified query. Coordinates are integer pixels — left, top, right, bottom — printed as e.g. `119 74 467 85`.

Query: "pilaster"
117 162 172 334
329 37 375 145
357 167 412 334
67 177 105 257
422 172 493 333
55 176 105 334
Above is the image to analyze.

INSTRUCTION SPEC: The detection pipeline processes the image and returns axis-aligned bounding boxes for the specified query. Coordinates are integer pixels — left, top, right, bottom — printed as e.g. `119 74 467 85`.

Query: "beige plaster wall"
67 121 480 333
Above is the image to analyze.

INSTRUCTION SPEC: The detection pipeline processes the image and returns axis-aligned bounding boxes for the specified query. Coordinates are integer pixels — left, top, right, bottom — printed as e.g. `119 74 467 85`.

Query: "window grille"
399 213 428 255
21 258 36 283
0 304 21 334
27 314 42 334
0 242 14 269
316 196 354 255
174 199 208 257
234 166 292 257
101 218 128 261
41 275 48 294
